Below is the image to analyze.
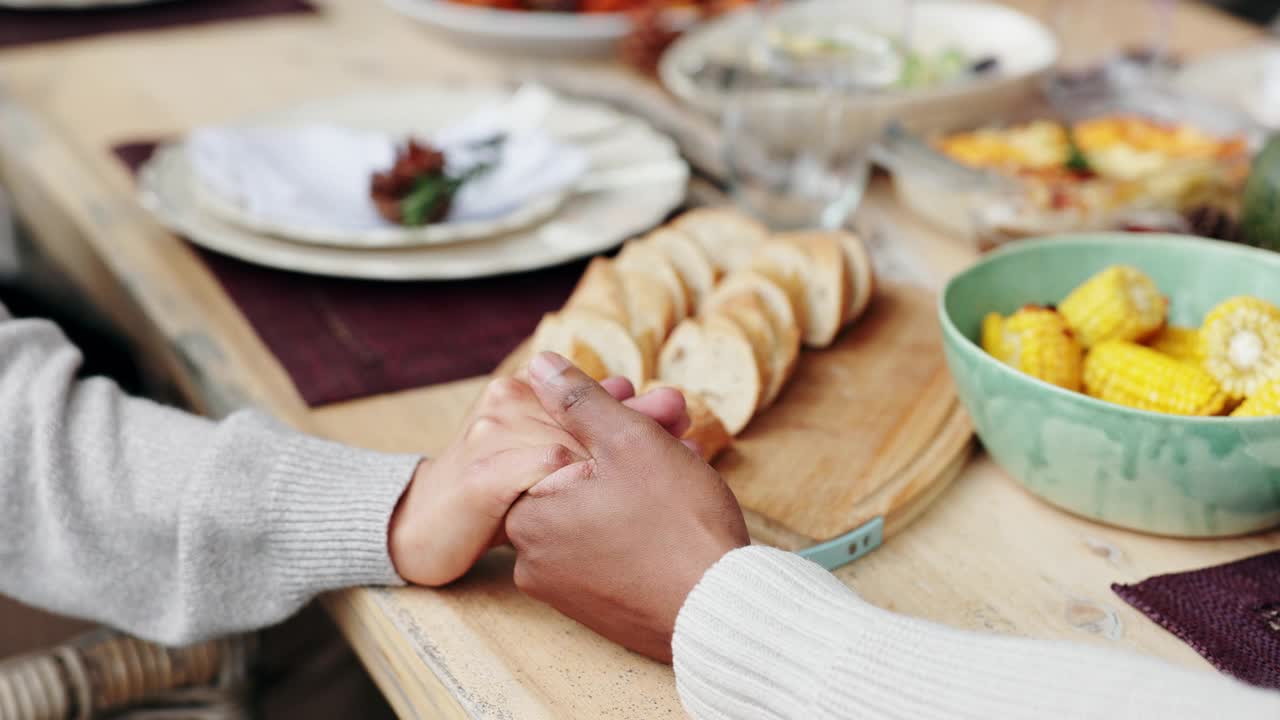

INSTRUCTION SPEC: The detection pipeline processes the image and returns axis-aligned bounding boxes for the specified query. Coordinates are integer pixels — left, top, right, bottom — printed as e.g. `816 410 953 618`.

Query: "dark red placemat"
0 0 315 51
115 141 586 407
1113 550 1280 690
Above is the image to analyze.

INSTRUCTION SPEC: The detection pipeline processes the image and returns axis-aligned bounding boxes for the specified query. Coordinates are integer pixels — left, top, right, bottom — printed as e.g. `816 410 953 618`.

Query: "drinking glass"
721 1 906 230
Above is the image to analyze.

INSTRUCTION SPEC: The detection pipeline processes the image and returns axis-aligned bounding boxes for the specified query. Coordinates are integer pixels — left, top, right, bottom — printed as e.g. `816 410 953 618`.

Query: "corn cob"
1231 378 1280 417
1058 266 1167 347
1146 325 1205 366
1083 341 1227 415
1201 296 1280 400
982 306 1083 391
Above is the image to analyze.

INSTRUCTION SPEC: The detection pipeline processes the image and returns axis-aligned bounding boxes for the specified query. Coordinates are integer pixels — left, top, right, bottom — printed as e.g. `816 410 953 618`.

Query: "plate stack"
139 86 689 280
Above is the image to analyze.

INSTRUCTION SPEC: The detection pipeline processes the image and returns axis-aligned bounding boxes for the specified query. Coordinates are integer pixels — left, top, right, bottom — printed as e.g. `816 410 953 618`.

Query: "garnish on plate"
370 140 494 227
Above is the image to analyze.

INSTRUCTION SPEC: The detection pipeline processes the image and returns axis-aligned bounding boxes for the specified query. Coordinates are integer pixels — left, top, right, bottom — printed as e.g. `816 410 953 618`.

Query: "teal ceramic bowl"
941 233 1280 537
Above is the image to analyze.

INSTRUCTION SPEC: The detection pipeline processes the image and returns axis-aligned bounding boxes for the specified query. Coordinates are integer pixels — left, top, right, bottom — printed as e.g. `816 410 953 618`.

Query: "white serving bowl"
660 0 1058 136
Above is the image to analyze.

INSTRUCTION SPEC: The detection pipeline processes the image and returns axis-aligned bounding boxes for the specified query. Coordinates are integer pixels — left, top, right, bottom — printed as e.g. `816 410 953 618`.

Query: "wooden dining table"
1 1 1278 717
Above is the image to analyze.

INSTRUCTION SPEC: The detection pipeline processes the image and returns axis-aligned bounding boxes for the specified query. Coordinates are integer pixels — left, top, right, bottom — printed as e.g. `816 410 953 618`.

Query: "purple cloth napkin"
114 141 586 407
0 0 316 51
1113 550 1280 689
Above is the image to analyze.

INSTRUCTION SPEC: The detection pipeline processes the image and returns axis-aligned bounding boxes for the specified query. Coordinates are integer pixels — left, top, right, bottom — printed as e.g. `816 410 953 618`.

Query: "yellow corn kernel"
1059 266 1167 347
1146 325 1205 366
982 306 1083 391
982 312 1006 358
1083 341 1227 415
1202 296 1280 400
1232 378 1280 417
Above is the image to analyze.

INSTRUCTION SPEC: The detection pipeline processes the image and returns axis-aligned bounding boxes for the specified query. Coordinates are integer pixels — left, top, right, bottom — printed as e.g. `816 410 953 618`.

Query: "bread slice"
709 297 775 409
533 310 649 386
616 239 691 321
749 241 812 340
618 268 675 370
658 314 762 435
672 207 770 276
767 232 849 348
530 316 609 380
565 257 628 326
837 232 876 326
704 273 802 407
646 227 717 310
642 381 733 463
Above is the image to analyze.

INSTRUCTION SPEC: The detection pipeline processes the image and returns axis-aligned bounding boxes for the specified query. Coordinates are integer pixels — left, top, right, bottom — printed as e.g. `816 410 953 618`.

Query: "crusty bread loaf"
641 381 733 463
646 227 717 310
540 208 878 444
703 273 802 408
673 207 770 276
658 314 762 435
766 232 849 349
616 239 691 321
836 232 875 325
533 310 649 386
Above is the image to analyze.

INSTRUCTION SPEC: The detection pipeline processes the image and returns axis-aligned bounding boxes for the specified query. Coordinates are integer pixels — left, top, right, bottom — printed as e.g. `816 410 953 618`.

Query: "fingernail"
530 352 571 384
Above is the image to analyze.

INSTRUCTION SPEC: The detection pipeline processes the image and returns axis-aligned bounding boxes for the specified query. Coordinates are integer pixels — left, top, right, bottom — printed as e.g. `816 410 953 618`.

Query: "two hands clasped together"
388 351 749 662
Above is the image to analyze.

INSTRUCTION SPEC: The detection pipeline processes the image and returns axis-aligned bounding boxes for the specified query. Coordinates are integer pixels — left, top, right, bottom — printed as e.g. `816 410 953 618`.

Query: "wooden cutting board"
501 281 973 568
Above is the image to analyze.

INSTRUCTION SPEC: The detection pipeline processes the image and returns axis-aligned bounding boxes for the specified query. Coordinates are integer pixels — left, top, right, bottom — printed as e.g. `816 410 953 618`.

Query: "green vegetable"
895 45 973 89
935 48 968 79
400 174 463 227
1064 129 1092 174
1240 134 1280 249
399 162 493 227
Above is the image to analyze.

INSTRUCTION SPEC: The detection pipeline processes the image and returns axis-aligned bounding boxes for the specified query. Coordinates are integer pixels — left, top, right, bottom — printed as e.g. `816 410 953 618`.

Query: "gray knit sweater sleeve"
0 303 421 645
674 546 1280 719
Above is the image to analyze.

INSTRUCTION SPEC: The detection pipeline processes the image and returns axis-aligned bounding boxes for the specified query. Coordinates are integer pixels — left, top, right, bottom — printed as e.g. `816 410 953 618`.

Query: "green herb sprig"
400 161 495 227
1064 127 1093 175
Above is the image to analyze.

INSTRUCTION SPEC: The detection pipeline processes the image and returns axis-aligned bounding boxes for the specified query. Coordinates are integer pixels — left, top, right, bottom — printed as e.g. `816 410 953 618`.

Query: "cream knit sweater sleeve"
674 546 1280 719
0 303 420 645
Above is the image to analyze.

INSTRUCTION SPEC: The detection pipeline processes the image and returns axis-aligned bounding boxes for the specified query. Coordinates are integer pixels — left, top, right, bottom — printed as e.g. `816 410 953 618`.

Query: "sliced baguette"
616 240 691 321
703 273 802 407
642 381 733 463
646 227 717 310
836 231 876 325
530 316 610 380
749 241 812 340
534 310 649 386
710 297 775 409
565 257 628 326
767 232 849 348
618 268 675 370
673 207 770 276
658 314 762 435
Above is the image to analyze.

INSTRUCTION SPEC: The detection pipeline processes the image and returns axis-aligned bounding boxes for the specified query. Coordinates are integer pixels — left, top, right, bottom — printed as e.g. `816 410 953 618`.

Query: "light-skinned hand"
505 352 750 662
389 374 690 587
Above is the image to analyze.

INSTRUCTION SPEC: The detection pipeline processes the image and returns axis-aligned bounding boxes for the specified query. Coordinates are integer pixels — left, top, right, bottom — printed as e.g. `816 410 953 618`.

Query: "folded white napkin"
188 104 589 232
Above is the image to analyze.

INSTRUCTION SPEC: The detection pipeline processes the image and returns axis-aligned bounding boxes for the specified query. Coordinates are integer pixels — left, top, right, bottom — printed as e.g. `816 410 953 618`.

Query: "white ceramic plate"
139 119 688 280
184 87 653 249
194 169 569 251
383 0 630 57
1174 43 1280 131
660 0 1058 136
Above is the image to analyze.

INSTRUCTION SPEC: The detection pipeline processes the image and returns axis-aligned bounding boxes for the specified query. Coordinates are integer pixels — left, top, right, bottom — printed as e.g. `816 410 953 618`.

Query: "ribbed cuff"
673 548 1280 720
672 546 879 720
266 431 421 603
